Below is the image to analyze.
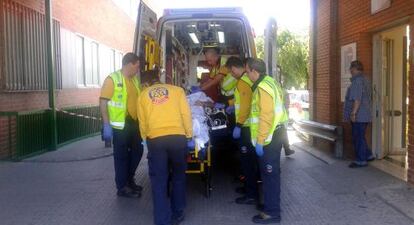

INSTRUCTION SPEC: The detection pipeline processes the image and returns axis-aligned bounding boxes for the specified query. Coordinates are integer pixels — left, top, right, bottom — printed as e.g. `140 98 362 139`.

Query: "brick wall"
0 0 135 111
313 0 339 125
0 89 101 112
313 0 414 184
0 116 16 159
11 0 135 53
0 0 136 159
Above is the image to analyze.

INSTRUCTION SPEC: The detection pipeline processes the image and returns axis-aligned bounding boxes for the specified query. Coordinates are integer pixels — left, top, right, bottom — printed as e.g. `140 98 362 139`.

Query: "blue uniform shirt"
343 74 372 122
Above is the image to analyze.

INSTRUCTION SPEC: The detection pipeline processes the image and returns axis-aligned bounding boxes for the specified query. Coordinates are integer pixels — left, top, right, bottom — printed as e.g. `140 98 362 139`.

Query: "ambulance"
133 1 279 86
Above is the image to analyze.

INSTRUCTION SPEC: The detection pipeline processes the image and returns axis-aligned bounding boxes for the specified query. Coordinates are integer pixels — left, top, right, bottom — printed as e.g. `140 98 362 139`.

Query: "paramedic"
246 58 288 224
137 70 193 225
200 47 237 106
100 52 143 198
225 57 259 205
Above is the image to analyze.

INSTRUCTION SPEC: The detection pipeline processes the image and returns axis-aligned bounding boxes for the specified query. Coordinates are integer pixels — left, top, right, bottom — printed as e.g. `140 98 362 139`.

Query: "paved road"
0 134 413 225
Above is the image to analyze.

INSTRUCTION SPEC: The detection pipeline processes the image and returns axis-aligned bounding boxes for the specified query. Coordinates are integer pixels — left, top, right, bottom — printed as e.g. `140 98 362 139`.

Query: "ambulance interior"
157 19 251 90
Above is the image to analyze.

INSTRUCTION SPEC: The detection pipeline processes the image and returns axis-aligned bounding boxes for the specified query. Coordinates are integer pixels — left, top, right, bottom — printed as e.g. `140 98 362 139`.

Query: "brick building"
0 0 138 158
310 0 414 184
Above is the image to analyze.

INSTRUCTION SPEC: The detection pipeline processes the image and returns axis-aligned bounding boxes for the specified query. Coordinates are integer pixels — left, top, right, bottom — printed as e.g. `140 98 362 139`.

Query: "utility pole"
45 0 57 150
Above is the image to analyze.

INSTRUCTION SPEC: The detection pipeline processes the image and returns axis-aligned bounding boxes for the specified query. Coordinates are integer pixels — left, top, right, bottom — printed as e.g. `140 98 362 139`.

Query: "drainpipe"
45 0 57 150
311 0 318 121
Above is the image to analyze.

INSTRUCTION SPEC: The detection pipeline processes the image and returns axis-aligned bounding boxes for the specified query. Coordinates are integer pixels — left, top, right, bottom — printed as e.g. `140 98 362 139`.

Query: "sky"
148 0 310 36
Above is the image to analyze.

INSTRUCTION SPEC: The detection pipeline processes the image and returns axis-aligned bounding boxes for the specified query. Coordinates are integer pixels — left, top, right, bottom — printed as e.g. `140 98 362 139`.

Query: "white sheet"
187 92 212 151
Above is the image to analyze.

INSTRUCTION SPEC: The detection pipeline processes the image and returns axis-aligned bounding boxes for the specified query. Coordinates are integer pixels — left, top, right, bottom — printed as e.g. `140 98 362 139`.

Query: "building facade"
0 0 137 158
310 0 414 184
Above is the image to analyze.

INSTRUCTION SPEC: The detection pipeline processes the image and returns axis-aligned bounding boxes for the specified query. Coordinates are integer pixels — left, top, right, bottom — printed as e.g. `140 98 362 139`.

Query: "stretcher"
185 106 228 198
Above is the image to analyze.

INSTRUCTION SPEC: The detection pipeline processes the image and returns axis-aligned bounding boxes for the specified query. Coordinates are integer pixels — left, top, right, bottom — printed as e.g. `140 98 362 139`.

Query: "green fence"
16 110 52 158
0 105 101 160
57 106 101 145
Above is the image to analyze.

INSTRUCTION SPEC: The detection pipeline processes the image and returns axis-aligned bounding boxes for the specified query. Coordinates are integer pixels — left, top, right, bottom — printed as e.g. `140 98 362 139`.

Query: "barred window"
1 0 62 91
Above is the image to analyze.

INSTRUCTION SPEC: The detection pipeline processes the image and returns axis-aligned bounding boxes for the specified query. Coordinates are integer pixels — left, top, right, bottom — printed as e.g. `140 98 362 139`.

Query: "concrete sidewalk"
0 135 413 225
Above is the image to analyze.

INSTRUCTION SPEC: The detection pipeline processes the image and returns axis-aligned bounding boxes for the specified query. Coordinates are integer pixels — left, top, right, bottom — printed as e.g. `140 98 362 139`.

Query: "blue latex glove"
232 126 241 139
187 139 195 149
191 86 201 93
226 105 235 114
214 103 226 109
255 144 264 157
102 123 112 141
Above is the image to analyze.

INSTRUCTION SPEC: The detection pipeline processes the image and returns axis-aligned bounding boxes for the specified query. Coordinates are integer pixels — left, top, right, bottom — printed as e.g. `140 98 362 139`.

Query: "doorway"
372 25 409 179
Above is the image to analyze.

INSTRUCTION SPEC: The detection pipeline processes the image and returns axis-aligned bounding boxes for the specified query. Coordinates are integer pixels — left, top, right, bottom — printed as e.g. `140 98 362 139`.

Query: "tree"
254 30 309 89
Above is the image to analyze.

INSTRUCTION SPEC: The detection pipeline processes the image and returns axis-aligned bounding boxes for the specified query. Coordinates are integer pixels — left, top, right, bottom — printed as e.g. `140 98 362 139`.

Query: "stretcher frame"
185 142 212 198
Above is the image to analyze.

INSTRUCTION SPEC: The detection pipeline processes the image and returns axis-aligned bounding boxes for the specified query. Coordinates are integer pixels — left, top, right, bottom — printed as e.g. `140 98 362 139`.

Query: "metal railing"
0 105 101 160
2 0 62 91
293 119 344 158
57 106 101 145
16 110 52 158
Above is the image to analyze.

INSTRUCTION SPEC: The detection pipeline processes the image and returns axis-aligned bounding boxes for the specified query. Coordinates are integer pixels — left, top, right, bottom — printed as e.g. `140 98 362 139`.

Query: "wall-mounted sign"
341 43 357 102
371 0 391 14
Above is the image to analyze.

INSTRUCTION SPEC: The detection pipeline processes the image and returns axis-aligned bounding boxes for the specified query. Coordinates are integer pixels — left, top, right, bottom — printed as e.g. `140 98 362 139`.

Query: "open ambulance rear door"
133 0 159 71
264 18 278 81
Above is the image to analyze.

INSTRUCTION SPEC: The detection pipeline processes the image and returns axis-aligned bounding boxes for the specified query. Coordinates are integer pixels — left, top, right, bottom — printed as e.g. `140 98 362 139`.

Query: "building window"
115 51 123 70
1 0 62 91
76 36 85 86
90 42 100 85
76 37 101 87
108 49 115 73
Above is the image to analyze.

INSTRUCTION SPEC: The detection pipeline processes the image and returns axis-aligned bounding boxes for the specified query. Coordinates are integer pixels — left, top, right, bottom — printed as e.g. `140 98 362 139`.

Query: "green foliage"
255 35 265 60
255 30 309 89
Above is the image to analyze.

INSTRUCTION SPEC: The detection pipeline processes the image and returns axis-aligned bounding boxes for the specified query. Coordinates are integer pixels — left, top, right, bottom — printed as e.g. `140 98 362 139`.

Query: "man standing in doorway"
344 60 375 168
246 58 288 224
100 53 143 198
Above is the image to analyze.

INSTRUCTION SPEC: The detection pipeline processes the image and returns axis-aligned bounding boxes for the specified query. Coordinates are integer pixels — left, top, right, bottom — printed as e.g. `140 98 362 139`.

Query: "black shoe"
348 162 368 168
252 212 281 224
236 196 257 205
117 187 141 198
285 149 295 156
367 156 375 162
172 212 184 225
127 179 143 192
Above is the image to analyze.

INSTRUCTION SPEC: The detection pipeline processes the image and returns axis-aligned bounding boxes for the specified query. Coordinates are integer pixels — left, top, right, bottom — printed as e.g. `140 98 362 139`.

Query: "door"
382 38 393 159
134 0 158 71
264 18 278 80
372 26 408 162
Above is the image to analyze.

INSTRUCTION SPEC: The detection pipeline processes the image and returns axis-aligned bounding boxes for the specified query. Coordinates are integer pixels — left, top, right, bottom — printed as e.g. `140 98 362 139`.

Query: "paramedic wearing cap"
137 70 193 225
225 57 259 205
201 48 237 106
100 52 144 198
246 58 288 224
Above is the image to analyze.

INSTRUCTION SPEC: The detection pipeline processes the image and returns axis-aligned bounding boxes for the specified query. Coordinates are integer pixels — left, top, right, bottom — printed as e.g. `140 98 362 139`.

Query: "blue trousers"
239 127 258 199
112 117 143 190
258 128 282 218
147 135 187 225
351 122 373 164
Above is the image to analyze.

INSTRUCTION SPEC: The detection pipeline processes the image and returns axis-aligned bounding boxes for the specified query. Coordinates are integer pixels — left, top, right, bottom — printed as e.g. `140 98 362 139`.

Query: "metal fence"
57 106 101 145
16 110 52 158
0 106 101 160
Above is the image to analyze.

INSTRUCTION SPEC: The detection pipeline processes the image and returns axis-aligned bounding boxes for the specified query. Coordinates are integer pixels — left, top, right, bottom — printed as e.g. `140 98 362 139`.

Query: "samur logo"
149 87 169 105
